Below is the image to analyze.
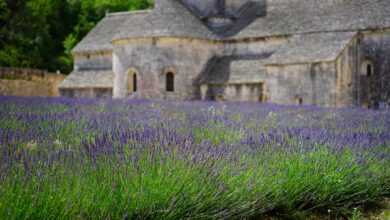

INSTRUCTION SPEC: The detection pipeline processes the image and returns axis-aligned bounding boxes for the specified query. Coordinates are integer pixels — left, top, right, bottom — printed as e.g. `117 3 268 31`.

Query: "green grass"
0 146 388 220
193 121 244 145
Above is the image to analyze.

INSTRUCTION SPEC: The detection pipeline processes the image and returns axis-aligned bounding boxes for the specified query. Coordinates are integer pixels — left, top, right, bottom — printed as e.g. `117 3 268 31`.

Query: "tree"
62 0 153 74
0 0 153 73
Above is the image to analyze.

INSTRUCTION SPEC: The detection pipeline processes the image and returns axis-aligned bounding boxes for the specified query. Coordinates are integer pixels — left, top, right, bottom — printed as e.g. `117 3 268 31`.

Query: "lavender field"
0 96 389 219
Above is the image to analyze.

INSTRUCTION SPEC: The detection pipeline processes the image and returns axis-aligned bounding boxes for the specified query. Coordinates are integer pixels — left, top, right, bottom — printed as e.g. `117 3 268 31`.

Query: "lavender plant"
0 96 389 219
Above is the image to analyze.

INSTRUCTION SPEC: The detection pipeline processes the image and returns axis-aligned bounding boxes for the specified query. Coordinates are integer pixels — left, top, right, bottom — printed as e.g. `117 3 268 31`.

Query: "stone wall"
113 37 221 100
60 88 112 98
87 36 288 101
359 30 390 108
335 37 359 107
266 62 337 107
196 37 285 102
202 83 265 102
201 58 338 106
261 30 390 108
0 68 66 97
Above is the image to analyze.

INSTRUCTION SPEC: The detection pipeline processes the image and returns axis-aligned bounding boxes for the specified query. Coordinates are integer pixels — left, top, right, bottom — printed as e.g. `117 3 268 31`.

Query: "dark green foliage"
0 0 153 73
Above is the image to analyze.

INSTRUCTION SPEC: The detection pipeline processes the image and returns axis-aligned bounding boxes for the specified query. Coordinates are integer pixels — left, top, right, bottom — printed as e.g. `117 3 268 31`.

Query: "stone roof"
73 0 390 52
200 54 272 84
59 71 113 89
232 0 390 39
265 32 356 65
199 57 231 84
113 0 217 42
72 11 150 53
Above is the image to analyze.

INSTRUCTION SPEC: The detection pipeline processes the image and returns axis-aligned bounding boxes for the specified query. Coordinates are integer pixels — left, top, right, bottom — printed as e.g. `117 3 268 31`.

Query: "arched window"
298 98 303 105
366 64 373 77
362 60 374 77
295 96 303 105
127 69 138 94
133 74 137 92
166 72 175 92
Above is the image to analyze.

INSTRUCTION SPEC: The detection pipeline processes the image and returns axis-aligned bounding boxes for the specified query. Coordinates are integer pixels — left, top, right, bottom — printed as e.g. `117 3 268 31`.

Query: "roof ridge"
106 10 152 18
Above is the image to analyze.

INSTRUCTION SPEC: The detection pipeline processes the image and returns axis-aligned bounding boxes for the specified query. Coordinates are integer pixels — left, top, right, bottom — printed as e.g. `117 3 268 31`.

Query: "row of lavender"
1 96 389 158
0 96 389 219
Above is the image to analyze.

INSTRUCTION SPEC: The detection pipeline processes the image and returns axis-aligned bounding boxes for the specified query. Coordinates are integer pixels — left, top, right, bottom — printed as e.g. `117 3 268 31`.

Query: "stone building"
59 0 390 108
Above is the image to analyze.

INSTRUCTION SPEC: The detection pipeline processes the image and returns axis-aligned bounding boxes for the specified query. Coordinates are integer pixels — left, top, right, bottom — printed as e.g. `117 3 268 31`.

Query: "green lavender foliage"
0 97 389 219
